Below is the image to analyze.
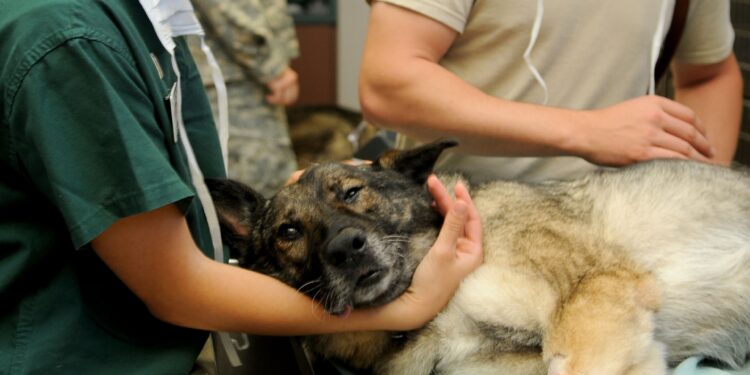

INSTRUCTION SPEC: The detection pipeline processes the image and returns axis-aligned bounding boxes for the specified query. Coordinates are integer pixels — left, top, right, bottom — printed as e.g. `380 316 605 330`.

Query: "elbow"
139 253 219 331
359 68 413 129
142 295 192 328
674 53 742 90
136 273 207 330
359 75 394 127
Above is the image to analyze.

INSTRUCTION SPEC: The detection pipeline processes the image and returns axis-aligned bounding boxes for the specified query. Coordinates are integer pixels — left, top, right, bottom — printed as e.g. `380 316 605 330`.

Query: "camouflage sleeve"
272 0 300 61
193 0 299 83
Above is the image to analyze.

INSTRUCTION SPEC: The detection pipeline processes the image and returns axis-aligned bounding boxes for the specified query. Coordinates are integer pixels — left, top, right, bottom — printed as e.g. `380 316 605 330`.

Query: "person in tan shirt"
360 0 742 183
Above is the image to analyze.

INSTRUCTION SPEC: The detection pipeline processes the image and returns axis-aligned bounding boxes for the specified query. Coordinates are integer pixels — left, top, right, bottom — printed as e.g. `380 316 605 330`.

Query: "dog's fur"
207 140 750 375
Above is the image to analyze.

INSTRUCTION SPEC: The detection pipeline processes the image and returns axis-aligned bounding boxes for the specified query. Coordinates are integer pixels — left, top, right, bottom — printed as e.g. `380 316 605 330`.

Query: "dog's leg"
376 327 441 375
622 341 667 375
543 268 665 375
440 351 547 375
380 334 547 375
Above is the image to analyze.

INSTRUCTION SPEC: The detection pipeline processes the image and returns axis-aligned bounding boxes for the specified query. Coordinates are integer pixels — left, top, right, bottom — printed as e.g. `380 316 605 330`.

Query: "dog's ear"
205 178 266 264
373 139 459 183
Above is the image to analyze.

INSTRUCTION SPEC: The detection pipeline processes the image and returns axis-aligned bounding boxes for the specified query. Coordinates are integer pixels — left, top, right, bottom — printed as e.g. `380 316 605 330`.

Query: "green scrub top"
0 0 226 373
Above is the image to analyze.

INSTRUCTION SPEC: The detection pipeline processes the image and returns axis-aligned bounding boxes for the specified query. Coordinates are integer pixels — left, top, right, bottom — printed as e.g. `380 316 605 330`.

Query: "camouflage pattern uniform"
190 0 299 197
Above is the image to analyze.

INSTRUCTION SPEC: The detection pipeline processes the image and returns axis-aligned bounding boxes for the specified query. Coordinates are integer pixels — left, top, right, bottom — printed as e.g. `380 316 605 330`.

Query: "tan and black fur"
207 140 750 375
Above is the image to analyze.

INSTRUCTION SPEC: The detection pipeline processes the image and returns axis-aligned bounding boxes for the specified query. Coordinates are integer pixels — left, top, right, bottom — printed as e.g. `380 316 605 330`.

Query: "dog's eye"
343 186 362 203
277 224 302 241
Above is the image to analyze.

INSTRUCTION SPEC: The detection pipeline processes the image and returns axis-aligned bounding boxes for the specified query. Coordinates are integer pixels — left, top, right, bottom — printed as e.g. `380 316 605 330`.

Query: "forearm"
92 203 464 336
153 251 406 335
360 56 582 157
673 55 743 165
359 2 582 158
90 204 335 335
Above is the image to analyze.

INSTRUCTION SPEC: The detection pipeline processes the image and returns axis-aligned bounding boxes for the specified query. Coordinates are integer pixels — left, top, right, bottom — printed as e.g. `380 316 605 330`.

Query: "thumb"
433 200 468 259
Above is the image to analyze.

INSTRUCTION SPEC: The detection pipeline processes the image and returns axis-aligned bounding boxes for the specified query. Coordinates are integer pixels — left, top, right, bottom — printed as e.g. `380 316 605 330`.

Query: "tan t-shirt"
380 0 735 182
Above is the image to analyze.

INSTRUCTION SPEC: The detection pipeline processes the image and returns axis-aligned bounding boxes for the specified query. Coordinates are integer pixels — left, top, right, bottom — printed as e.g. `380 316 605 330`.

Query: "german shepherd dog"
207 140 750 375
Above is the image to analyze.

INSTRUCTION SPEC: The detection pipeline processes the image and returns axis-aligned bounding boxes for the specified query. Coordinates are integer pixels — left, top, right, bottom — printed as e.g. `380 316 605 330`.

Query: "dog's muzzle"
325 227 384 288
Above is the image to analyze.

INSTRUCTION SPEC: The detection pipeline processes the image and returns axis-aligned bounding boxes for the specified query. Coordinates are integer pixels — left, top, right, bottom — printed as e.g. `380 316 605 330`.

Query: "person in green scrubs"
0 0 483 373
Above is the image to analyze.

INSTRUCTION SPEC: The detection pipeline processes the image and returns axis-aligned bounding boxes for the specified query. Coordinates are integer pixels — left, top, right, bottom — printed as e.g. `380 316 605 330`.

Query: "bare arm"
672 53 743 165
90 178 481 335
360 2 714 166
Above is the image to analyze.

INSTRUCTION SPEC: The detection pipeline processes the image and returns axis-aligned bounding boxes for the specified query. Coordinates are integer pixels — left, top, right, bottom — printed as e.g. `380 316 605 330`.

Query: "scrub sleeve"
0 1 225 373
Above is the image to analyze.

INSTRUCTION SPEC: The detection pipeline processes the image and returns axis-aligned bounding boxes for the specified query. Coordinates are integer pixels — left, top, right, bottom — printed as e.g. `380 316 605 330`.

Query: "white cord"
200 37 230 172
523 0 549 105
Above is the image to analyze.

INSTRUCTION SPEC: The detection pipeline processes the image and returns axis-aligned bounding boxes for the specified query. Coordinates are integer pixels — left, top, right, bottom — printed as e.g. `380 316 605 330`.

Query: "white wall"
336 1 370 111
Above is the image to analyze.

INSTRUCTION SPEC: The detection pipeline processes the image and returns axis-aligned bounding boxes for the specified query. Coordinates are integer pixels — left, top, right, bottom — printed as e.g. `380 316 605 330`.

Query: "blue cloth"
673 357 750 375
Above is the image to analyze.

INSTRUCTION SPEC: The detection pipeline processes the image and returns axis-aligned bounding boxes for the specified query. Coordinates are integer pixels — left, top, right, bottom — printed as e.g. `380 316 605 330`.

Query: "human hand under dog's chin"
372 176 484 331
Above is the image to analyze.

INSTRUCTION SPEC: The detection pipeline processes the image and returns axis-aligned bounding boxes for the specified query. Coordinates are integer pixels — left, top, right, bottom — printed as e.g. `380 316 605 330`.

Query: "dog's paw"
545 342 666 375
546 352 619 375
547 355 574 375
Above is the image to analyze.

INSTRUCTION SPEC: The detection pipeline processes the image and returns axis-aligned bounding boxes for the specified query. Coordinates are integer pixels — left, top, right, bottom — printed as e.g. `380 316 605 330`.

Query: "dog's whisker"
298 283 320 293
320 290 330 311
384 240 408 245
383 235 409 241
311 289 323 304
297 279 322 294
300 284 322 297
325 293 336 314
383 238 408 244
310 289 325 317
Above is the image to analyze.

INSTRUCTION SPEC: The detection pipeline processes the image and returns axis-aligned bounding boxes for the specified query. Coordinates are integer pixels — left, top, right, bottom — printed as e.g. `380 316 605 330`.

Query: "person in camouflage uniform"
190 0 300 197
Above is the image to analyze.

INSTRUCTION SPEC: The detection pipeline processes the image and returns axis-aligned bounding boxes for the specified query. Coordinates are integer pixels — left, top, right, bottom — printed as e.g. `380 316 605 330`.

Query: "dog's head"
207 139 458 315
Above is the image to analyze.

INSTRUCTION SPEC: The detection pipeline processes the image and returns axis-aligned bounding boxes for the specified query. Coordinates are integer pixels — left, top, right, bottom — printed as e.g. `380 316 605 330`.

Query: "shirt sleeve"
194 0 298 83
375 0 474 33
8 36 194 249
674 0 735 64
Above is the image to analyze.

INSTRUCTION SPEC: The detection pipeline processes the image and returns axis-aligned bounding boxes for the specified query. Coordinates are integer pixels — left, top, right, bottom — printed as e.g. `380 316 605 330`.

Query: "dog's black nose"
325 227 367 267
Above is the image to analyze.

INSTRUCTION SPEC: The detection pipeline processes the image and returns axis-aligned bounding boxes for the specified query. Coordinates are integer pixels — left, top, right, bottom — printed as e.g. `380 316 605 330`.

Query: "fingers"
658 112 714 159
428 177 481 243
653 97 714 159
265 84 290 105
433 199 469 259
265 91 282 105
429 176 483 270
656 96 706 135
453 181 482 244
343 159 372 166
266 83 298 105
284 169 305 186
641 147 689 162
427 175 452 216
265 68 299 106
652 131 711 163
